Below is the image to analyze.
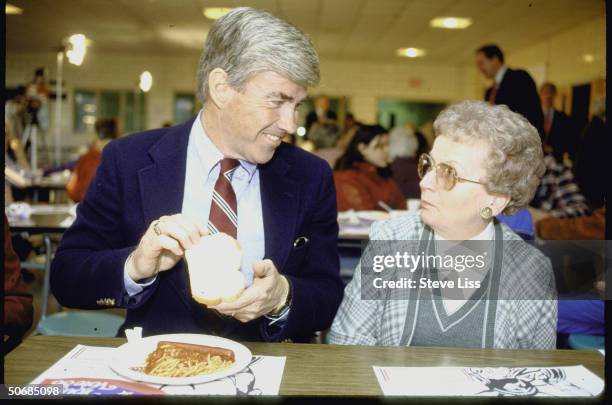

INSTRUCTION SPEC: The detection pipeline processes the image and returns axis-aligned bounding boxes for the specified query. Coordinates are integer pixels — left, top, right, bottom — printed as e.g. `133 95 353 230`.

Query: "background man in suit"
50 7 343 342
475 44 544 137
539 82 579 163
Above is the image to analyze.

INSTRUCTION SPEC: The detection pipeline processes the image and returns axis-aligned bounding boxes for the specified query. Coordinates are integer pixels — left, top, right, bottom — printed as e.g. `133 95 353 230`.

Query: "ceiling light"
430 17 472 29
396 48 426 58
6 3 23 15
583 54 595 63
139 71 153 92
203 7 233 20
65 34 89 66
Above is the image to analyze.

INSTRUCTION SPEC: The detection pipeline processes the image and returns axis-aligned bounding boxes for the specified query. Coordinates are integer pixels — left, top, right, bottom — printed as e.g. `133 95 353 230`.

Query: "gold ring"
153 220 163 236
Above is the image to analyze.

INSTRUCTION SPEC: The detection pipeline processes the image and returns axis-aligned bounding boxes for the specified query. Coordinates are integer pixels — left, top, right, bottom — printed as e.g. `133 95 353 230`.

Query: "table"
8 205 74 324
9 212 72 234
28 174 70 203
4 336 605 397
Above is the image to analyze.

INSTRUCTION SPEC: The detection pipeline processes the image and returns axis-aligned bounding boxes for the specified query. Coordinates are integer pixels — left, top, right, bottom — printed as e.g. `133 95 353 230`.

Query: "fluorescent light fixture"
396 47 426 58
83 104 97 113
203 7 233 20
65 34 89 66
6 3 23 15
583 54 595 63
296 126 306 137
83 116 96 125
430 17 472 29
139 71 153 92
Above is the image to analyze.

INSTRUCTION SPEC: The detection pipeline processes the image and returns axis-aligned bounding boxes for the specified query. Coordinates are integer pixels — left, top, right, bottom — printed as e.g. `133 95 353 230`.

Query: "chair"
496 208 534 240
37 311 124 337
567 334 604 350
32 234 124 336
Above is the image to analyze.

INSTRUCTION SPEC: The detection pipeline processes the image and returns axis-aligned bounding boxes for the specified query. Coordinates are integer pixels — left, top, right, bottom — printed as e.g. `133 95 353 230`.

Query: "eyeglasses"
417 153 483 191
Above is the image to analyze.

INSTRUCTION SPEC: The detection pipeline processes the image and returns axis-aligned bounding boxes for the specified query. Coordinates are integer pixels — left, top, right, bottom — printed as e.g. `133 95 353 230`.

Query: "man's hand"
127 214 208 282
211 259 290 323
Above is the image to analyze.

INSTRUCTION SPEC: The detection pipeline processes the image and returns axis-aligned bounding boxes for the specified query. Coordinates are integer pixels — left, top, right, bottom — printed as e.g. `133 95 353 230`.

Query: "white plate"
110 333 252 386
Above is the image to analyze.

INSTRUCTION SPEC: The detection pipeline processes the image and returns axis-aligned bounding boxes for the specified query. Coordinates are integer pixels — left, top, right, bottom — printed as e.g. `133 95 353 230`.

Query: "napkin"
373 365 604 397
31 344 285 396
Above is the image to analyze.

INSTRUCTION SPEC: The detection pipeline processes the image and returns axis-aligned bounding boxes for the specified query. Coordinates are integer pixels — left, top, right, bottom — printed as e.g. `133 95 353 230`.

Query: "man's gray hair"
196 7 320 103
433 100 545 215
388 126 418 160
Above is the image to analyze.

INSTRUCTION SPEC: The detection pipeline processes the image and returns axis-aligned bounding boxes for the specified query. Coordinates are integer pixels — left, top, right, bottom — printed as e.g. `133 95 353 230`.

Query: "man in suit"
539 82 579 163
50 7 343 342
304 95 337 132
475 44 544 137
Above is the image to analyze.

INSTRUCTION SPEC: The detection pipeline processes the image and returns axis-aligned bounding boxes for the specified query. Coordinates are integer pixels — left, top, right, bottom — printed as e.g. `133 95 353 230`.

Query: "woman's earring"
480 206 493 220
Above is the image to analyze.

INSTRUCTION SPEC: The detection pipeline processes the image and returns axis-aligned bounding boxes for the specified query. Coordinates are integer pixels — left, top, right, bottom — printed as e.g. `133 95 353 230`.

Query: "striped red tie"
488 83 497 105
208 158 240 238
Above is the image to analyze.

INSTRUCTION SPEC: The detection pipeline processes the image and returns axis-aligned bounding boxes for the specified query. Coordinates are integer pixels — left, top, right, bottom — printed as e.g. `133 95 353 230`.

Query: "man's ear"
207 68 233 109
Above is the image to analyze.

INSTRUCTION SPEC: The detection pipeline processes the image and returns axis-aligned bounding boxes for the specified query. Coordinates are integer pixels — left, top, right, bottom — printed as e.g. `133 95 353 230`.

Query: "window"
73 90 97 133
124 92 146 134
73 89 147 134
174 93 197 124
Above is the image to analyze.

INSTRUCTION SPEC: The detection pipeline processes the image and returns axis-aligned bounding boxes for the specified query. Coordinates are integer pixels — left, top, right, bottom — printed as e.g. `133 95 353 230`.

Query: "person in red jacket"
3 214 34 354
66 118 118 202
334 124 405 212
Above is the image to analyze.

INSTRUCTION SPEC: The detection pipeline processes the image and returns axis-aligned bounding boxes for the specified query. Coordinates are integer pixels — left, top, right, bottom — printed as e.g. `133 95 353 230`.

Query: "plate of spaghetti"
110 333 252 385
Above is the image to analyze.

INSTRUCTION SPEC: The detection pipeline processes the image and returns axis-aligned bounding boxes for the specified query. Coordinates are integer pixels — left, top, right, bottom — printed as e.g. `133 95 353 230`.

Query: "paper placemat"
31 345 285 396
373 365 604 397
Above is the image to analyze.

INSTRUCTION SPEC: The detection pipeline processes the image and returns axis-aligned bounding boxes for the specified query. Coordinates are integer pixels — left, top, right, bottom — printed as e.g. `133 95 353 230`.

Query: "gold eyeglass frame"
417 153 483 190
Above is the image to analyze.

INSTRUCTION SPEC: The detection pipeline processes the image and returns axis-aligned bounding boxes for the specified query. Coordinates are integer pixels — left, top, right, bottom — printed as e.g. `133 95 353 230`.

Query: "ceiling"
5 0 605 65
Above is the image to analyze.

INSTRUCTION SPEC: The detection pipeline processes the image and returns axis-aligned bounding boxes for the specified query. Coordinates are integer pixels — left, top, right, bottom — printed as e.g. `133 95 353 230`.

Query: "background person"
333 124 405 212
3 214 34 354
476 44 544 138
329 101 556 349
539 82 579 163
66 118 119 202
388 126 420 199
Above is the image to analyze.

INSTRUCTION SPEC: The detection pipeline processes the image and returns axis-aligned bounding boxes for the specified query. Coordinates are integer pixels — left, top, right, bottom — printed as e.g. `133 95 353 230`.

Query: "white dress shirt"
123 111 289 324
495 65 508 87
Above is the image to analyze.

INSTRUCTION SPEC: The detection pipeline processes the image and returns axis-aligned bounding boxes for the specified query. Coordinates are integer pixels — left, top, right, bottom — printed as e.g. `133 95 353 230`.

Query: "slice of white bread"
184 232 245 306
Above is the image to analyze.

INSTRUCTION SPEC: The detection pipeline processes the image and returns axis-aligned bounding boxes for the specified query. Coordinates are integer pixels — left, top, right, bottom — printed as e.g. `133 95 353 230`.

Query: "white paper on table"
29 204 75 214
598 349 604 356
31 345 285 396
58 216 75 227
373 365 604 397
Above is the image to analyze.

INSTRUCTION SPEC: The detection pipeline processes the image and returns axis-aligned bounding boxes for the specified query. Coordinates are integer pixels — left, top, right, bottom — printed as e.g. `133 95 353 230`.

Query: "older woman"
328 100 557 349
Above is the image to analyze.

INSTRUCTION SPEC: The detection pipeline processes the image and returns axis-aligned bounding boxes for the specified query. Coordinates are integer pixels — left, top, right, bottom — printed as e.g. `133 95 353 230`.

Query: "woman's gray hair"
433 100 545 215
196 7 320 103
388 126 418 160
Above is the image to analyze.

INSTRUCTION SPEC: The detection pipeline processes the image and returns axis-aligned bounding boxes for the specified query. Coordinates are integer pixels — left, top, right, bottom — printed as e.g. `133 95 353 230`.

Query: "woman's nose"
419 169 437 191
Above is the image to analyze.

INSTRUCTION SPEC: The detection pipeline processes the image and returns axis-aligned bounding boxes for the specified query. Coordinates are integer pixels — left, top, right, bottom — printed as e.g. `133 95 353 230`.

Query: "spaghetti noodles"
143 341 235 377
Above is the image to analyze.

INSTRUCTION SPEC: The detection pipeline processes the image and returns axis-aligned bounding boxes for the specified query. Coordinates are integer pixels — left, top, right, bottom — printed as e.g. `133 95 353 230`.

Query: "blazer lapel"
139 118 194 310
259 146 300 272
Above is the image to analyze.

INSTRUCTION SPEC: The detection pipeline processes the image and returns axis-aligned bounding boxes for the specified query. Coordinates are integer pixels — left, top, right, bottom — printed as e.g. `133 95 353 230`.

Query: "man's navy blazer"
50 118 344 342
485 68 545 138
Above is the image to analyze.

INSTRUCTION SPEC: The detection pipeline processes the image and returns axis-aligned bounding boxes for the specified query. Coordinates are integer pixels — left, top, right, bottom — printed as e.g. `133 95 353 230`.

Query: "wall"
5 16 605 153
6 52 469 137
316 60 469 124
5 52 200 150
